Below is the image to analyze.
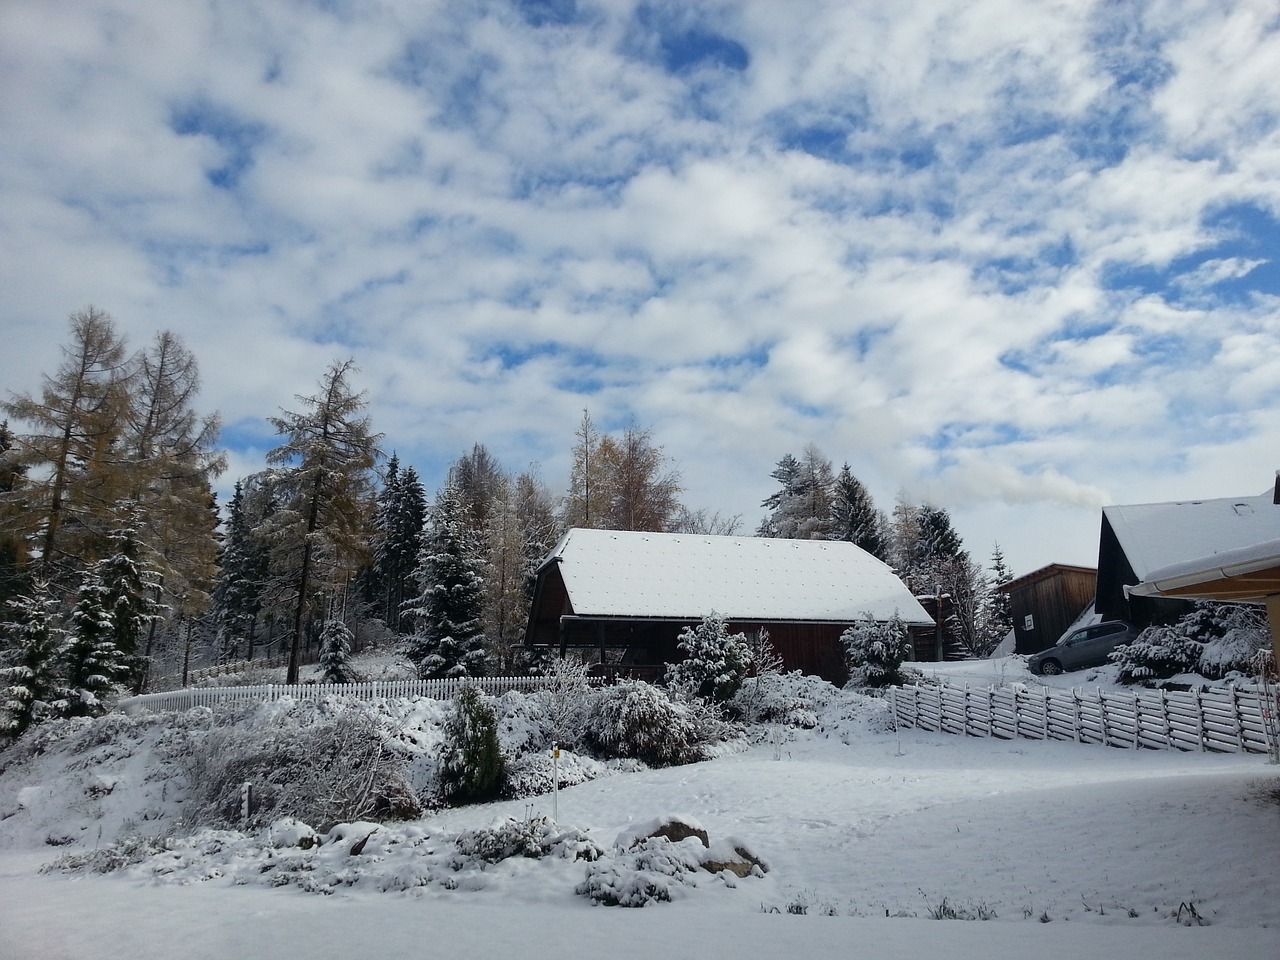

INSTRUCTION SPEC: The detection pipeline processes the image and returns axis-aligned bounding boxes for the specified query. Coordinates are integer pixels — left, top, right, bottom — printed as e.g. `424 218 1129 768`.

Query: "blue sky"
2 0 1280 575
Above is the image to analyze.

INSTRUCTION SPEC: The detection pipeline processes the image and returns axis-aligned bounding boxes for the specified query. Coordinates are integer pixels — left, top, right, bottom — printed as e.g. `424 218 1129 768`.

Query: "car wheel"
1040 659 1063 675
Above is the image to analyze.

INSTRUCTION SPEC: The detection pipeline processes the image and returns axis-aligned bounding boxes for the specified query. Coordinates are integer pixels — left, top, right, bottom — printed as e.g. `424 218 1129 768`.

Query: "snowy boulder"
616 814 709 850
264 817 320 850
701 837 767 878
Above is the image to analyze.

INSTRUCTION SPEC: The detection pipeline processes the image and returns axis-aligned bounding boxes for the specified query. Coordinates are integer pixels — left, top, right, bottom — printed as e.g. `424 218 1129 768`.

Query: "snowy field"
2 667 1278 960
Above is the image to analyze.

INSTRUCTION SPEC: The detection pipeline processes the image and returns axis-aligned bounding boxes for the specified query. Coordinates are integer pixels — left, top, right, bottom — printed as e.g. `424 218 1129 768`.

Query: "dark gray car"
1027 620 1138 675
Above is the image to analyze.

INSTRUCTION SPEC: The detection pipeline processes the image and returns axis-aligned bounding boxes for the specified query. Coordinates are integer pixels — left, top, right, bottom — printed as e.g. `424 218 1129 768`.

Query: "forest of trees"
0 308 1016 735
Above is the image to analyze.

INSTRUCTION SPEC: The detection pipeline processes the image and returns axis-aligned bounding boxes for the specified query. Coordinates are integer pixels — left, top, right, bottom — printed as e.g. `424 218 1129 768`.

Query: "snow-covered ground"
2 668 1278 960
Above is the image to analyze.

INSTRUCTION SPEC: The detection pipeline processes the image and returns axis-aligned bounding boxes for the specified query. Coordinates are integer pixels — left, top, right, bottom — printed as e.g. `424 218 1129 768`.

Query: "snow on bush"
1112 603 1269 685
664 613 753 704
582 680 735 767
186 702 421 830
731 669 839 728
841 612 912 688
453 816 602 864
1110 625 1201 685
575 835 707 906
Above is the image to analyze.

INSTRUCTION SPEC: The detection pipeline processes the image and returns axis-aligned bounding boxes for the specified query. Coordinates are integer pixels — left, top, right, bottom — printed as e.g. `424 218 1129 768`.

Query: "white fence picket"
116 675 578 714
891 681 1276 756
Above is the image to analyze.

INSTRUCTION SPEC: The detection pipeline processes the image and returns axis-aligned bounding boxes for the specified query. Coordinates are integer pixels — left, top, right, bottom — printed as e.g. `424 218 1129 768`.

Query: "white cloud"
2 0 1280 577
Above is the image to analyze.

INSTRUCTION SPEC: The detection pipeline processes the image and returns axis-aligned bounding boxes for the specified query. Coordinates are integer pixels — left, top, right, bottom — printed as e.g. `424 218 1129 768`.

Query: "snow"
1104 492 1280 581
2 677 1279 959
546 528 932 624
1131 536 1280 602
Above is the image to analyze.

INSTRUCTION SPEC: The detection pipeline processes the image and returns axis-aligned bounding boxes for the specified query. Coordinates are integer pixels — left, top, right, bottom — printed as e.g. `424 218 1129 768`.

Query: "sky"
3 0 1280 577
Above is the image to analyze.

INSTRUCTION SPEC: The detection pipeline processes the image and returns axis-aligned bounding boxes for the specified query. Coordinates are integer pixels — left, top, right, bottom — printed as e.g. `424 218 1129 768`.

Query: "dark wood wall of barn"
1004 565 1097 655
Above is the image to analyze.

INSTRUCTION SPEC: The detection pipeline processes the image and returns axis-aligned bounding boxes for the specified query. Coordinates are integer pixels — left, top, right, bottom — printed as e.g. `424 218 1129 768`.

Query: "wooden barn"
523 528 933 685
1097 490 1280 629
997 563 1097 655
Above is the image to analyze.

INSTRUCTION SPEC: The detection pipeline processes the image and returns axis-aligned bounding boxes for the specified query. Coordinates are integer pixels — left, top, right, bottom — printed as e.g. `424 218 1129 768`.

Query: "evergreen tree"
369 457 428 633
0 581 69 738
62 569 123 715
212 480 267 660
97 521 163 693
266 359 382 683
980 545 1015 654
828 463 888 560
404 487 488 679
664 613 753 704
0 421 27 610
841 612 912 688
758 445 833 539
437 682 505 804
318 617 355 683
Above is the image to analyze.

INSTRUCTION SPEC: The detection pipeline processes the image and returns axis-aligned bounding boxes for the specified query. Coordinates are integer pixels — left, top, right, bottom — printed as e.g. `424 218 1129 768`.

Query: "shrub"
664 614 753 704
583 680 709 767
1110 625 1202 685
437 682 506 804
841 612 912 688
186 706 420 830
535 655 595 747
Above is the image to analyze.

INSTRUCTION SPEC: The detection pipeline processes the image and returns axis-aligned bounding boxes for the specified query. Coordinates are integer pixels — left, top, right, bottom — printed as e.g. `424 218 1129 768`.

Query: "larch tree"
1 307 132 583
564 409 612 529
601 424 682 532
266 360 382 684
759 445 834 539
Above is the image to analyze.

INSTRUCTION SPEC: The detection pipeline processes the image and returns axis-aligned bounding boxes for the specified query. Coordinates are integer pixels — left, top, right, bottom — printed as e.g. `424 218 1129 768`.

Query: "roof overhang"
1126 537 1280 604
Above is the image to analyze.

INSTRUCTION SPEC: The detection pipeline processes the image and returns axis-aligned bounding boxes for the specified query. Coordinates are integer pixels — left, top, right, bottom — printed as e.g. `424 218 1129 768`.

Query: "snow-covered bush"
437 682 505 805
576 836 706 906
186 705 420 830
1110 625 1202 685
583 680 724 767
841 612 912 688
731 669 837 728
664 613 752 704
1195 604 1269 679
454 816 602 864
534 655 595 746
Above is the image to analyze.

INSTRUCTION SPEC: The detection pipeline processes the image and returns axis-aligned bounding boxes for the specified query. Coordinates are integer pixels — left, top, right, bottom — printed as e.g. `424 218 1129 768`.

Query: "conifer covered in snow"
62 570 123 715
403 487 488 679
318 618 355 683
828 463 888 561
437 682 505 804
664 613 753 704
841 612 912 688
369 457 427 634
0 581 69 738
96 523 162 693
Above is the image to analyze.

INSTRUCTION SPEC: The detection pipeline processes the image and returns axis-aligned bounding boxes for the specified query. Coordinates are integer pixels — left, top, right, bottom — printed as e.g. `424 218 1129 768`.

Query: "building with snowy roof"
523 528 933 684
1097 488 1280 628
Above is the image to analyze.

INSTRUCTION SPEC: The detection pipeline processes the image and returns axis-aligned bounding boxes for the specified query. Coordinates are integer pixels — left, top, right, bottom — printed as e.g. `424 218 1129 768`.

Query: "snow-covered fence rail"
890 682 1277 755
117 676 565 714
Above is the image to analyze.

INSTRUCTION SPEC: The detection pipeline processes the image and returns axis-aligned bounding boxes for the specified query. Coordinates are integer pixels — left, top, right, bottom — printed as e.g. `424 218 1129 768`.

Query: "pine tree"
0 421 27 610
437 682 505 804
404 487 488 679
841 612 912 687
318 617 355 683
368 456 429 633
664 613 752 703
266 360 382 683
0 581 69 737
828 463 888 560
212 480 266 660
62 569 123 715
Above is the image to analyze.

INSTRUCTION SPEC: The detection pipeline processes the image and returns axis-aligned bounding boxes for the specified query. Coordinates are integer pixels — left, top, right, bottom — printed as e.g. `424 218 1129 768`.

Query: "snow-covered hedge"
582 680 734 767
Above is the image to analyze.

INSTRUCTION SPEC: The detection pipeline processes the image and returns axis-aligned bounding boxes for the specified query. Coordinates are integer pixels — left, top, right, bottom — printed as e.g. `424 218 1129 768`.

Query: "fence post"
1097 688 1109 747
1072 688 1082 743
1042 688 1050 740
1132 691 1141 750
1233 686 1246 752
1160 689 1171 749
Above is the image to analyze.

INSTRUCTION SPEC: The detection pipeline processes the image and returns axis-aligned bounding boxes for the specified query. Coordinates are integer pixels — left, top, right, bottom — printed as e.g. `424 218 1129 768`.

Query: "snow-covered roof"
1128 536 1280 603
1103 491 1280 581
541 528 933 625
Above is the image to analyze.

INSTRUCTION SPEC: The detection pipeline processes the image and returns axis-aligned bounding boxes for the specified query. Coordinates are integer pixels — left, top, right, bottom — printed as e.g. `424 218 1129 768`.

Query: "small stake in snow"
552 742 560 821
240 781 252 828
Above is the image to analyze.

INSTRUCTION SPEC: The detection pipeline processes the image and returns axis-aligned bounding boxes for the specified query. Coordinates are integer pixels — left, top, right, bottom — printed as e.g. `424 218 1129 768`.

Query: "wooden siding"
1095 517 1191 630
1004 565 1097 655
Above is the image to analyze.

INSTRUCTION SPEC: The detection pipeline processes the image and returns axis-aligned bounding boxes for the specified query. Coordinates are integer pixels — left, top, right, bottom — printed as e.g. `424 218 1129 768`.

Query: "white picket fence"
889 682 1279 755
118 676 564 714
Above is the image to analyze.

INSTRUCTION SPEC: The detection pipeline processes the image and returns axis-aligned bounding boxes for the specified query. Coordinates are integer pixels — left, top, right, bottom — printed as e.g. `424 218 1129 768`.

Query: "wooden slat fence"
890 682 1278 755
118 676 569 714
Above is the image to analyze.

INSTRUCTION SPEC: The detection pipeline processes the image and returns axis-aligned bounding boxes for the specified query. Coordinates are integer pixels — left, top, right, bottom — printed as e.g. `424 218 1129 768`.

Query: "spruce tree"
828 463 888 560
371 459 427 633
981 545 1015 653
63 570 123 715
0 581 69 737
404 487 488 679
318 617 355 683
97 521 162 693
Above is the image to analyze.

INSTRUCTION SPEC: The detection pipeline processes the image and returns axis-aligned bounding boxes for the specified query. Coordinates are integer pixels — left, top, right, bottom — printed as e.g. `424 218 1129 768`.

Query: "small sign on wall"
1023 614 1034 631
